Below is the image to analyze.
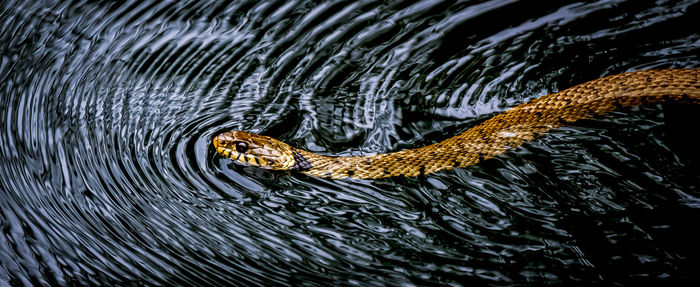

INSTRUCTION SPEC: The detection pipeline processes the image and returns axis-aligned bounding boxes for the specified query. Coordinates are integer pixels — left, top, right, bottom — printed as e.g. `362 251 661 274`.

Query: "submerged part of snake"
214 68 700 179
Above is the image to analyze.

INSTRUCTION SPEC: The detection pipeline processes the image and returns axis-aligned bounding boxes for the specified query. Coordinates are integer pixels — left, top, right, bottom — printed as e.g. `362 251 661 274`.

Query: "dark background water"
2 0 700 285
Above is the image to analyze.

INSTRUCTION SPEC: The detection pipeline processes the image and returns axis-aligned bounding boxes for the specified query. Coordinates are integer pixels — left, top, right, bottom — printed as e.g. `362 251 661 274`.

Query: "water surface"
1 0 700 285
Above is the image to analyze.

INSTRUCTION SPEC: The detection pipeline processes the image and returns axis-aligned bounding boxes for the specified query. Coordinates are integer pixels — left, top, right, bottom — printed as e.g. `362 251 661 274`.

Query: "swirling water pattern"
1 0 699 285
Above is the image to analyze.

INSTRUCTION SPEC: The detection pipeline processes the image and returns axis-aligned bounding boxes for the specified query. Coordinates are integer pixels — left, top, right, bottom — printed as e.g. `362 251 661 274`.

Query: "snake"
213 68 700 179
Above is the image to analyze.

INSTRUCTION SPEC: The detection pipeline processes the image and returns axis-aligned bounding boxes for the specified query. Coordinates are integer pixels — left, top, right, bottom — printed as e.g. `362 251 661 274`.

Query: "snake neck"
292 68 700 179
293 144 479 179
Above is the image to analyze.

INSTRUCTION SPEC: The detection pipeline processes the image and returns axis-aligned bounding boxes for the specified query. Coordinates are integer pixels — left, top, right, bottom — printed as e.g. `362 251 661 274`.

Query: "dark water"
2 0 700 285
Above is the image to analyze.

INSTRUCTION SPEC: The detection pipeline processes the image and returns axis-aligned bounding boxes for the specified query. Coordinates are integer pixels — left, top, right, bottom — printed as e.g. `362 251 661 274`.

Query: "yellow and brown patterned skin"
213 68 700 179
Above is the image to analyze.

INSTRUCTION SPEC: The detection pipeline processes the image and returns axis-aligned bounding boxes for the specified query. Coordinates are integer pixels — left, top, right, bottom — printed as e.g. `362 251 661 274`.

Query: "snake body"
214 68 700 179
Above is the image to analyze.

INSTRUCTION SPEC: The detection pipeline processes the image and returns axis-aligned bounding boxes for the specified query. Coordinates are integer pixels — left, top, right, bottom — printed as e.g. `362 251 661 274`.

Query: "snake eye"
235 141 249 153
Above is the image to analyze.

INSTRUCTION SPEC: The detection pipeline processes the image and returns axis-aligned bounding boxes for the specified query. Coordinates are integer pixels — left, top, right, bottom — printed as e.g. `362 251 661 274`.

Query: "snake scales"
214 68 700 179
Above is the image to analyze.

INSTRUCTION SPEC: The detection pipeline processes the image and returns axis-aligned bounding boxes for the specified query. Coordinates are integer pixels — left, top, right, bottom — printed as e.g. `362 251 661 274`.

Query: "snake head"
213 131 297 170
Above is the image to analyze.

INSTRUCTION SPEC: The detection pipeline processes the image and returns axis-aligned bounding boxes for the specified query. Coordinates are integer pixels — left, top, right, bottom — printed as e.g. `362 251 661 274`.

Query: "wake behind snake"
214 68 700 179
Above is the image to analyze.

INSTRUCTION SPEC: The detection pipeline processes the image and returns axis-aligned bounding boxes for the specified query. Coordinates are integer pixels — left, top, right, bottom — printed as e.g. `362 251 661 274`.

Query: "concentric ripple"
2 0 700 285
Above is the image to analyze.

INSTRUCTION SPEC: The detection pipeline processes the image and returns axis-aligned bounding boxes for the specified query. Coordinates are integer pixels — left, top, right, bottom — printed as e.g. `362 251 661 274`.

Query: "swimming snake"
214 68 699 179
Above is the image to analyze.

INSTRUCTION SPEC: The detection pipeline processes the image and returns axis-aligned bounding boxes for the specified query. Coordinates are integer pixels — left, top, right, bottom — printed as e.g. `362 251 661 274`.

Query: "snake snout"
212 132 231 149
